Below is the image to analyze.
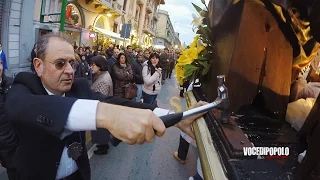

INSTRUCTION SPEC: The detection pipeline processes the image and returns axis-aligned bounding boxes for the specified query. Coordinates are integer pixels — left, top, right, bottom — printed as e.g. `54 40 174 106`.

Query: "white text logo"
243 147 290 156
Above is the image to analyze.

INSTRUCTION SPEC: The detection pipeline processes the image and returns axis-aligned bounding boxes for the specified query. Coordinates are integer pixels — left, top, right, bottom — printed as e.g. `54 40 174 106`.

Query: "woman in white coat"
142 53 162 106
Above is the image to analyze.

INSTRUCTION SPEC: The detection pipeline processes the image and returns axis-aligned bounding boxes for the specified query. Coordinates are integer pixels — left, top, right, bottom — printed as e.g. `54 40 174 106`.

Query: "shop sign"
89 33 96 38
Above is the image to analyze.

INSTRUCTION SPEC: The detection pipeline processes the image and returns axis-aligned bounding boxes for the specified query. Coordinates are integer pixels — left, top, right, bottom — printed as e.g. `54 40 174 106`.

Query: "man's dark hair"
36 32 73 60
92 55 108 71
127 45 132 49
85 46 90 51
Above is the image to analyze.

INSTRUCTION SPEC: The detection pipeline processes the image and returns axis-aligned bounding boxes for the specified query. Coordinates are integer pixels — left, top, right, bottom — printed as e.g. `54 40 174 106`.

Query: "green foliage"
192 3 203 13
176 1 214 85
184 64 198 81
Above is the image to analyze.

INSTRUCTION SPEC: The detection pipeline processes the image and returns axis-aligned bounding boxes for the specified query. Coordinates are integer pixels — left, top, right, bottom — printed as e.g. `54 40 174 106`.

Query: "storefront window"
65 4 82 28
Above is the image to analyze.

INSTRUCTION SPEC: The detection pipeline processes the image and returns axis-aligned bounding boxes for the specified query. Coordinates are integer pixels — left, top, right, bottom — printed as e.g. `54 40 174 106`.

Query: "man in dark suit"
4 33 206 180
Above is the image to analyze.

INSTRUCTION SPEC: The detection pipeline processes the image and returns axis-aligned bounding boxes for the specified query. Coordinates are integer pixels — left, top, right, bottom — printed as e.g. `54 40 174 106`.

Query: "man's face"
113 49 120 58
137 56 143 62
35 38 75 95
127 46 133 53
144 51 150 58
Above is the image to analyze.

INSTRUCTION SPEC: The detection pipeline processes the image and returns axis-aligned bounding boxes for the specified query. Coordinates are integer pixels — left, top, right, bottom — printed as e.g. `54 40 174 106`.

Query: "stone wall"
3 0 35 77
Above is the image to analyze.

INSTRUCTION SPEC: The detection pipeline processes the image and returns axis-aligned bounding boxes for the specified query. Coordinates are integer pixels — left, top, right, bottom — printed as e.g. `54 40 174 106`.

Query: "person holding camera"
142 53 162 106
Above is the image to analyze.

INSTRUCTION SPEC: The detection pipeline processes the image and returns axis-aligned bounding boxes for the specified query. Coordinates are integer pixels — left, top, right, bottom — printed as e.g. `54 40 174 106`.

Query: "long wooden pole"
185 91 228 180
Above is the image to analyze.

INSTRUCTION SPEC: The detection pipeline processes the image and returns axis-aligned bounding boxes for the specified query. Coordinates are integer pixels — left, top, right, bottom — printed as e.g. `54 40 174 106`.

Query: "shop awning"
93 27 129 42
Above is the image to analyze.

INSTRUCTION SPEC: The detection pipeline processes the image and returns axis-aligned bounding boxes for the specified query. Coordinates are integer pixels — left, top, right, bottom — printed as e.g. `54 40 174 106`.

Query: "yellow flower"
181 48 190 57
175 64 185 85
178 57 193 66
175 35 208 86
190 36 200 48
189 47 199 60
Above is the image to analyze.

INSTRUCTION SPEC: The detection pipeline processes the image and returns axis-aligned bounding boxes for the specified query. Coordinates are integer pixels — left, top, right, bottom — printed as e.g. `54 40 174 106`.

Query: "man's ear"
33 58 43 77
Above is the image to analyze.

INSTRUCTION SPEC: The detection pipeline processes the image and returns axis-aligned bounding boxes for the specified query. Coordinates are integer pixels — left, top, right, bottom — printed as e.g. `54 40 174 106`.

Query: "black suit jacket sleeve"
5 72 156 139
5 83 78 138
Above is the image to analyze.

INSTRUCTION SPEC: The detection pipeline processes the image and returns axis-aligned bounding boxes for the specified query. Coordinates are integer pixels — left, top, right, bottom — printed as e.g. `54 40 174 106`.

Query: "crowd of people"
67 43 181 155
63 43 179 102
30 41 185 102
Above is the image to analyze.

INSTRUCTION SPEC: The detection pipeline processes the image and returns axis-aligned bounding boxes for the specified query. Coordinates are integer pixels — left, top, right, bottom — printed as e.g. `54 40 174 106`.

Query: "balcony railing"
143 24 155 36
112 1 122 15
95 0 112 8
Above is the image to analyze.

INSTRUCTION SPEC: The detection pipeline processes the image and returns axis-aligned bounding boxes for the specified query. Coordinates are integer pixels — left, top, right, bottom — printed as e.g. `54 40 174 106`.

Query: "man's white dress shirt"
44 88 170 179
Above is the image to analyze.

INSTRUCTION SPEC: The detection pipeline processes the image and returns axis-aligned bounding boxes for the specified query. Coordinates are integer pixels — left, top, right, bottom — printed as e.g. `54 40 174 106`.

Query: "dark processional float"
174 0 320 179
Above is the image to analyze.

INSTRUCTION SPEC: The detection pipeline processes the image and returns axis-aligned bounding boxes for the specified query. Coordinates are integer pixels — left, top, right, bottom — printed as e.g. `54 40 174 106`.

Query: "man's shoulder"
9 72 48 95
14 72 41 87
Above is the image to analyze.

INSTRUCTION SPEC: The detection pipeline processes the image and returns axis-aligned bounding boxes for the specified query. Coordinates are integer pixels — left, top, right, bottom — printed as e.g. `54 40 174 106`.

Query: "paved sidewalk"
90 76 199 180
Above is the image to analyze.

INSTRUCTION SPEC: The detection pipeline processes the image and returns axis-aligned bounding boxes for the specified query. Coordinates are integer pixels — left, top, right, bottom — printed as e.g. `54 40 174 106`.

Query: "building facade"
123 0 164 48
2 0 34 76
174 32 181 48
154 9 176 49
76 0 125 47
1 0 165 76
